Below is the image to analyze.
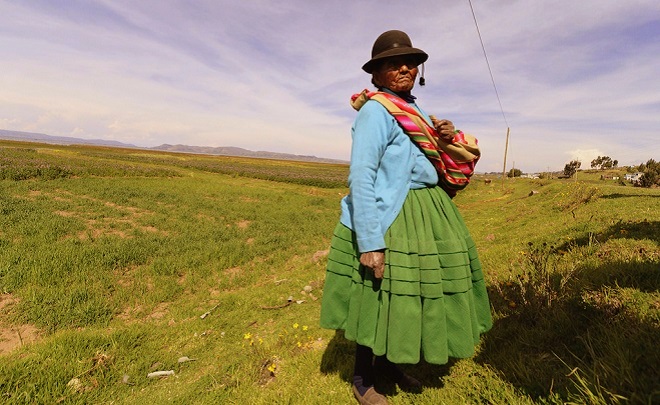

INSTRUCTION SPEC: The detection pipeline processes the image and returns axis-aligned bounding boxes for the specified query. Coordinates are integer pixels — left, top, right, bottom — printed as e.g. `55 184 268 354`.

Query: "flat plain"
1 140 658 404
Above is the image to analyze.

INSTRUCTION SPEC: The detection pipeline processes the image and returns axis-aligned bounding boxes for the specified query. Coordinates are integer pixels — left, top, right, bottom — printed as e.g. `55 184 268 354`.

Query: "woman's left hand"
430 116 456 141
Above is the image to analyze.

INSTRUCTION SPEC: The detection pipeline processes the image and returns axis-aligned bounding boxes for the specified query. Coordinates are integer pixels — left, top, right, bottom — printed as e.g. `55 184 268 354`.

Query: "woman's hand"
430 116 456 142
359 251 385 279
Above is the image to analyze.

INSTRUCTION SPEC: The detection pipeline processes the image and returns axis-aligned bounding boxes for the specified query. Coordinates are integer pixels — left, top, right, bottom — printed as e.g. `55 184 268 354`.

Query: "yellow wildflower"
243 333 252 340
293 323 299 329
302 325 308 331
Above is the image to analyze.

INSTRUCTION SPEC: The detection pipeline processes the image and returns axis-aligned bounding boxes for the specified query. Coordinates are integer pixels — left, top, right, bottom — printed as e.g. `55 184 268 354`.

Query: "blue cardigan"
339 94 438 253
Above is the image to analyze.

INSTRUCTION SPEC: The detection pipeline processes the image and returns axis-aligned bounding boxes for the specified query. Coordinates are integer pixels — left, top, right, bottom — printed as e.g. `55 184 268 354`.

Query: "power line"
467 0 511 184
467 0 508 127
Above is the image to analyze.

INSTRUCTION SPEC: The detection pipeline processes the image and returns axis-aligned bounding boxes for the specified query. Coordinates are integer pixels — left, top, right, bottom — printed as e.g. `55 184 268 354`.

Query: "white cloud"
567 149 604 166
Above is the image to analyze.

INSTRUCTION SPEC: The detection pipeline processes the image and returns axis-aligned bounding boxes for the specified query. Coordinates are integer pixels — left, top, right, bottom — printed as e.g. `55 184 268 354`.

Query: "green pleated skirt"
320 186 492 365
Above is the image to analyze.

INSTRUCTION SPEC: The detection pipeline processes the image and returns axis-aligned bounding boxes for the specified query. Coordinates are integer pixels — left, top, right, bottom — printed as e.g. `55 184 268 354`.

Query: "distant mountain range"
0 129 347 164
0 129 137 149
150 143 346 163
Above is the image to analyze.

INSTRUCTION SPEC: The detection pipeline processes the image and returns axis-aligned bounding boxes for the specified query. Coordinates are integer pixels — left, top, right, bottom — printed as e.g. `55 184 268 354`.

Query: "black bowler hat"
362 30 428 73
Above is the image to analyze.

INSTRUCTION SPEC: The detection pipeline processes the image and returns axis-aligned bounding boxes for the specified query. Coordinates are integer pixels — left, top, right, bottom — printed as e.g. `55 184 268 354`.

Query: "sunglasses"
379 56 420 71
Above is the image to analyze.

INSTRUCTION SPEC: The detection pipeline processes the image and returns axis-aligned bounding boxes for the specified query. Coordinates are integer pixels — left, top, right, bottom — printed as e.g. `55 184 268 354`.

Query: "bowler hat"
362 30 428 73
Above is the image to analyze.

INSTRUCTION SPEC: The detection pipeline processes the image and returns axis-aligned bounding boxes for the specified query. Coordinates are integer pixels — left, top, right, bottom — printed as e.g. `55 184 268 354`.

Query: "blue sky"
1 0 658 172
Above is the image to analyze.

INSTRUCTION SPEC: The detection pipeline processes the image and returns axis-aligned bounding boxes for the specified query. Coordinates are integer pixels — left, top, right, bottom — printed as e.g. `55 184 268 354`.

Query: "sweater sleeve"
348 101 392 253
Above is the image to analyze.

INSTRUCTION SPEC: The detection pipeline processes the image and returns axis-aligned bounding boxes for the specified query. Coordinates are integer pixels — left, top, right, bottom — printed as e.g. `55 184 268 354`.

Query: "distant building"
520 173 540 179
624 172 643 183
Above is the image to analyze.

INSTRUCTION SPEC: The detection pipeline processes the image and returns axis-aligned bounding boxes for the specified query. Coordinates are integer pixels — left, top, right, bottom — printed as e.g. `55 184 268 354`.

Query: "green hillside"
1 140 658 404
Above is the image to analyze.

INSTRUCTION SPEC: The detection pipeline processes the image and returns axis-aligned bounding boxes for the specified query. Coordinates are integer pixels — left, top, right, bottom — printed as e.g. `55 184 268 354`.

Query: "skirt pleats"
320 186 492 364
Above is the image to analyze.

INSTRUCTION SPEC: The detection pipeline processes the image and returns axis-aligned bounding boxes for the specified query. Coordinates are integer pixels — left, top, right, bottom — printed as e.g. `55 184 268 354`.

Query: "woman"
320 30 492 405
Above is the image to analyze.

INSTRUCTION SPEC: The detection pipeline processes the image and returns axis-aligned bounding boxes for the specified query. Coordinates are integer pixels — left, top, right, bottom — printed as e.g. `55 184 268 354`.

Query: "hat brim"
362 47 428 73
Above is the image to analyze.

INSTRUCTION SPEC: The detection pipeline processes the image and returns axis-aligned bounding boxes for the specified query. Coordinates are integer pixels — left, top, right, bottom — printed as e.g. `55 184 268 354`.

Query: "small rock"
303 285 313 293
67 378 83 392
147 370 175 378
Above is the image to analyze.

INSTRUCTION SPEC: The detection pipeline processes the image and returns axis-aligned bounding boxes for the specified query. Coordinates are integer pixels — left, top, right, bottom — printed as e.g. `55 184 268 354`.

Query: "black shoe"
395 372 422 391
374 356 422 391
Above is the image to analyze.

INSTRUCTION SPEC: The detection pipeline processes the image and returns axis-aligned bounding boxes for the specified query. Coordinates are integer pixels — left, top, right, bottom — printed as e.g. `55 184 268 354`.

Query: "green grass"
0 141 658 404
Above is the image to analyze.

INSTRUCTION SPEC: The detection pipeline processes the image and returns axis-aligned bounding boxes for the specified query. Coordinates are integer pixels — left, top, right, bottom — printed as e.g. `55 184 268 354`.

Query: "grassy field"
1 140 658 404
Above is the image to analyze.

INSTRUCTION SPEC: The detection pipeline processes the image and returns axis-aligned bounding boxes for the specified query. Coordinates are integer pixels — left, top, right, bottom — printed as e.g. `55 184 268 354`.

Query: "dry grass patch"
223 266 242 280
236 220 251 229
147 303 170 320
23 189 169 240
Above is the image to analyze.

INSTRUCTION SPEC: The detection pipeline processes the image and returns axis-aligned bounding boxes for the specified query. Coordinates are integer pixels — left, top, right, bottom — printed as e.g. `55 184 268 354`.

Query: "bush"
507 168 522 178
637 159 659 187
564 160 581 177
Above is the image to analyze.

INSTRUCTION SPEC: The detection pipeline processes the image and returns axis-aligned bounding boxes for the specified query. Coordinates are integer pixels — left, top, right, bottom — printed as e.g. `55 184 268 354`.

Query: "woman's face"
373 56 419 92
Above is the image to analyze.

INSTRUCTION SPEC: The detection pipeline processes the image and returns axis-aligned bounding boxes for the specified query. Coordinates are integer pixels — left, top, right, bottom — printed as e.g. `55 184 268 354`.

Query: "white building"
624 172 643 183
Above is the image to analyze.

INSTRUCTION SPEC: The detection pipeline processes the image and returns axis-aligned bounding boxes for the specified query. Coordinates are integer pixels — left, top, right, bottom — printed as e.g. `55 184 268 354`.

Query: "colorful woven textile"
351 90 480 196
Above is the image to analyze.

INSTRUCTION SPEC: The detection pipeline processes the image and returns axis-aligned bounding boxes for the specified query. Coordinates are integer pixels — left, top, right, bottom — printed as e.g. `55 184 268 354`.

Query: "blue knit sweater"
339 92 438 253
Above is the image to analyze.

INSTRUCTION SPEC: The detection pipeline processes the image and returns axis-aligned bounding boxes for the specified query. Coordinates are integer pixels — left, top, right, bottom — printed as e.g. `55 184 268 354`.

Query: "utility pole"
501 127 510 187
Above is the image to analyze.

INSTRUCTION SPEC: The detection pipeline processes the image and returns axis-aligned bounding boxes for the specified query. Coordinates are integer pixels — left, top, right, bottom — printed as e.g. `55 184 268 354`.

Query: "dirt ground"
0 294 40 355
